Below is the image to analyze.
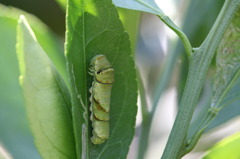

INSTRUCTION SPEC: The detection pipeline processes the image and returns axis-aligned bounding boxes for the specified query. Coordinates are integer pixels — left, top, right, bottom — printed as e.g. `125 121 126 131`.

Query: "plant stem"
137 114 152 159
137 69 149 120
161 0 240 158
137 3 193 158
157 16 192 57
136 69 151 159
181 107 218 156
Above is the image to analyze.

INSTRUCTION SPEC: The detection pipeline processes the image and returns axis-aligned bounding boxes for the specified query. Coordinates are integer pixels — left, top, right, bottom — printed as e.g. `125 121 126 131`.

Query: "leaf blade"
65 0 138 158
0 4 68 84
113 0 163 15
211 10 240 110
112 0 192 56
203 133 240 159
16 15 76 159
0 4 68 159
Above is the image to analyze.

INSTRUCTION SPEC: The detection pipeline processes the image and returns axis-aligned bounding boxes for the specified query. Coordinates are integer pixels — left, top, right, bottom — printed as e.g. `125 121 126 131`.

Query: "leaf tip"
17 14 37 41
18 15 27 26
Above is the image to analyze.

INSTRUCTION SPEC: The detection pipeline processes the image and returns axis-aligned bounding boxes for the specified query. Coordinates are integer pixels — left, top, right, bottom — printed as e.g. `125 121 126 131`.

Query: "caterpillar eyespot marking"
89 55 115 144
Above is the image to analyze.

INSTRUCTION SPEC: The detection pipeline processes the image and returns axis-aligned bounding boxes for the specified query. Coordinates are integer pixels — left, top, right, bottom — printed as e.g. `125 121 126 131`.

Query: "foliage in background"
203 133 240 159
176 0 240 138
0 4 65 159
114 0 240 158
0 0 240 158
189 6 240 135
17 16 75 159
55 0 66 10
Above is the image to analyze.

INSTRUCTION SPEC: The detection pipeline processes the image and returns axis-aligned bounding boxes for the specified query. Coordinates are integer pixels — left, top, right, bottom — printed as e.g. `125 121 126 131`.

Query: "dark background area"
0 0 65 36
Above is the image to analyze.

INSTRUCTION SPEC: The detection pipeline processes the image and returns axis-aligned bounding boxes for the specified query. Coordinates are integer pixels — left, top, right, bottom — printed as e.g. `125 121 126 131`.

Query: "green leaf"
65 0 138 158
198 80 240 132
0 15 40 159
0 4 68 159
117 8 140 54
203 133 240 159
113 0 192 56
211 10 240 110
113 0 163 15
54 0 66 10
16 16 75 159
0 4 66 159
0 4 68 84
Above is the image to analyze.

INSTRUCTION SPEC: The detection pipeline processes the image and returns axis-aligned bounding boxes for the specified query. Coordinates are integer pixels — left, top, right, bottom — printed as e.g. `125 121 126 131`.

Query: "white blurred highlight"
0 144 12 159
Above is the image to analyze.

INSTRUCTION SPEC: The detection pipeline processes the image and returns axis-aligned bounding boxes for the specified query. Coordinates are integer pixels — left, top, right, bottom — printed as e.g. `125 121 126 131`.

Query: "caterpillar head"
90 55 115 84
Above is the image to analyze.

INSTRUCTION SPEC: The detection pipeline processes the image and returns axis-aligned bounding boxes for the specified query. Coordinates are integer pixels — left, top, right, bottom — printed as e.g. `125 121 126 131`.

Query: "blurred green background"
0 0 65 36
1 0 240 159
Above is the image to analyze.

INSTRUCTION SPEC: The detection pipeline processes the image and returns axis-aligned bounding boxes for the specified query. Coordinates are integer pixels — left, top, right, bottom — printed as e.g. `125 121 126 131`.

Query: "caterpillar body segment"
89 55 114 144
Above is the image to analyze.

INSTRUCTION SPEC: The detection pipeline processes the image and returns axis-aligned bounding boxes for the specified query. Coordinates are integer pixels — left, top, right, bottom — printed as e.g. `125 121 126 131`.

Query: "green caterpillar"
89 55 115 144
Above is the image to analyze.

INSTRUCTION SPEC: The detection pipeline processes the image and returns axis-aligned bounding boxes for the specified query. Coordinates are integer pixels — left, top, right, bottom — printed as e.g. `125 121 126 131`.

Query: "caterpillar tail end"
91 132 106 144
